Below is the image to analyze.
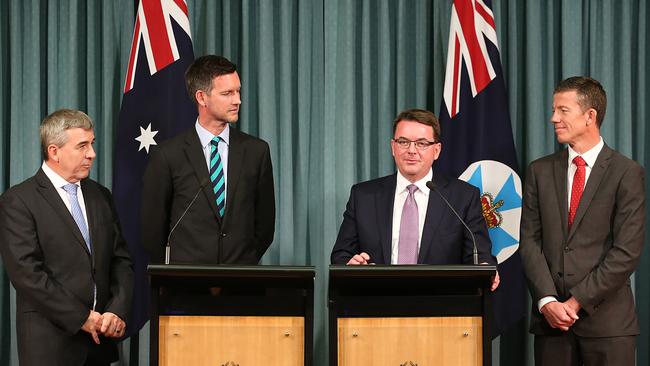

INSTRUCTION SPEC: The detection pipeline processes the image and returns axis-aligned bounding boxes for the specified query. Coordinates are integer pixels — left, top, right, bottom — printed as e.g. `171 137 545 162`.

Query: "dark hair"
185 55 237 105
554 76 607 127
393 109 441 141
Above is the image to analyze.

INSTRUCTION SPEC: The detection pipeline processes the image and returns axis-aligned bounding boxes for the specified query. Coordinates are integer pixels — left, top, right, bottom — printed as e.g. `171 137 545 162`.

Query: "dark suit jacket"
519 144 645 337
331 172 496 265
0 169 133 366
142 126 275 264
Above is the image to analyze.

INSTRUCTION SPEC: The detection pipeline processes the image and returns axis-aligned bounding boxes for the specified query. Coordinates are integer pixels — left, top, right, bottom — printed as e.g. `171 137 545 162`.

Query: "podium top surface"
148 264 315 279
328 265 496 293
329 264 496 278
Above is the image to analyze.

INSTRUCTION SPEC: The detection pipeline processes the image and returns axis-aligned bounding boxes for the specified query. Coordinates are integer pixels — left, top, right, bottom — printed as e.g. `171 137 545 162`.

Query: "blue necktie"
63 183 92 252
210 137 226 217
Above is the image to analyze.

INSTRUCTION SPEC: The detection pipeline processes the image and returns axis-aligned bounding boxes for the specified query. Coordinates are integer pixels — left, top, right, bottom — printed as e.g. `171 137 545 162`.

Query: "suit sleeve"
141 146 173 263
464 186 496 265
0 192 89 334
331 186 360 264
254 142 275 259
569 163 645 314
102 188 134 323
519 163 559 302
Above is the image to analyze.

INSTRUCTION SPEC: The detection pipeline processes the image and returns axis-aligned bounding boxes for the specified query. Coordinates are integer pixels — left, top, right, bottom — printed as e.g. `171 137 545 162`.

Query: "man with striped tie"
142 55 275 265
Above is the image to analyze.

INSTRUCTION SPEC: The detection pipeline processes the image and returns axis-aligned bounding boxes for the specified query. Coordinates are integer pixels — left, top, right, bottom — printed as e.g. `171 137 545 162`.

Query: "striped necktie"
210 137 226 217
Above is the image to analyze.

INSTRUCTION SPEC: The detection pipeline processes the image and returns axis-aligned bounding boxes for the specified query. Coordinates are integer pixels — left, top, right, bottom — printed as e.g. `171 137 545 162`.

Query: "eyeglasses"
392 138 439 150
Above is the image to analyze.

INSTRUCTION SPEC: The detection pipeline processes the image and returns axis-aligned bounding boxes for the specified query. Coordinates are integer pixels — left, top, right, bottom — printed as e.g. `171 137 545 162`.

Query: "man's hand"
540 301 579 331
100 312 126 338
490 270 500 291
81 310 103 344
565 296 581 314
347 252 371 265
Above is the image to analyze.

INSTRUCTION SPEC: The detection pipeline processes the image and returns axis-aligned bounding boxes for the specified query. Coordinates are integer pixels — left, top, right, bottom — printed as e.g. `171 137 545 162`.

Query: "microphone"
426 180 479 265
165 177 210 264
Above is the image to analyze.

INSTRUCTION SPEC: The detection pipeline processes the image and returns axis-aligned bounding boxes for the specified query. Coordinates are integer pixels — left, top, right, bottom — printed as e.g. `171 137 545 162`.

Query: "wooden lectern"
148 265 315 366
328 265 496 366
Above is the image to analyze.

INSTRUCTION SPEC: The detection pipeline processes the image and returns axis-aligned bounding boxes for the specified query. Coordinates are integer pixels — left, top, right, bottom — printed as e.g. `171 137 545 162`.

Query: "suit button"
564 246 570 252
221 233 227 237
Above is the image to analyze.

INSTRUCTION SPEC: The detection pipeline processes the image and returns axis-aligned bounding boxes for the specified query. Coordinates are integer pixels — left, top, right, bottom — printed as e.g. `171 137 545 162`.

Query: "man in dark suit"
142 55 275 264
0 109 134 366
520 77 645 365
331 109 499 289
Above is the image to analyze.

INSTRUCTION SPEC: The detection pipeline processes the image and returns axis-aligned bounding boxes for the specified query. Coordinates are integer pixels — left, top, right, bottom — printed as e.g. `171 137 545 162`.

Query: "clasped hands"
81 311 126 344
540 296 581 331
346 252 501 292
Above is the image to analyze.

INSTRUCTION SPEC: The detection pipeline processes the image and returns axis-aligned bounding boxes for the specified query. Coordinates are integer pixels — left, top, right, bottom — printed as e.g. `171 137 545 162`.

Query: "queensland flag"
113 0 196 334
437 0 526 337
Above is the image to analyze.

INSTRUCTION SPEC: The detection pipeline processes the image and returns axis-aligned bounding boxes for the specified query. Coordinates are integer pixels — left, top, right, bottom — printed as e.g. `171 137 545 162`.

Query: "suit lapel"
553 150 569 239
568 145 612 241
35 169 90 254
223 128 245 226
418 173 446 263
377 175 396 265
184 129 222 224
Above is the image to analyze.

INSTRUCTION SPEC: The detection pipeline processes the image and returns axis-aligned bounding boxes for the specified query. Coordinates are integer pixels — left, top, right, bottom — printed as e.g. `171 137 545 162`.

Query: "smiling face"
47 128 96 183
391 120 441 183
198 71 242 125
551 90 598 151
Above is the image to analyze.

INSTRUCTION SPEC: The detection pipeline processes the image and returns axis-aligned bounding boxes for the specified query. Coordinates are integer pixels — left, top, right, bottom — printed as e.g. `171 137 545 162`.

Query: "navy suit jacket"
142 126 275 264
331 171 495 265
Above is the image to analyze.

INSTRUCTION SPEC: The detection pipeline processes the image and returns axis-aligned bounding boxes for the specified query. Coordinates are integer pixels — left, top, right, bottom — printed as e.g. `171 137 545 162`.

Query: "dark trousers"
535 331 636 366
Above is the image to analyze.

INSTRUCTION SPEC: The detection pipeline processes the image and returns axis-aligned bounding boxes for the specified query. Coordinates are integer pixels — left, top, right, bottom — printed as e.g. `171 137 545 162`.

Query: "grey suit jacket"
142 126 275 264
520 144 645 337
0 169 133 366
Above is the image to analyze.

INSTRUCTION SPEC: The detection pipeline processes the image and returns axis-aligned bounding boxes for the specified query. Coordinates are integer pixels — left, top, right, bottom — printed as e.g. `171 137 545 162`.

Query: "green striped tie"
210 137 225 217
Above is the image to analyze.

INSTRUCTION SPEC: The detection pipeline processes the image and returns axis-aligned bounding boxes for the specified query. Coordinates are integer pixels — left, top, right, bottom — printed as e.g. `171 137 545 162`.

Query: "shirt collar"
195 120 230 148
396 168 433 195
41 161 80 188
568 136 604 168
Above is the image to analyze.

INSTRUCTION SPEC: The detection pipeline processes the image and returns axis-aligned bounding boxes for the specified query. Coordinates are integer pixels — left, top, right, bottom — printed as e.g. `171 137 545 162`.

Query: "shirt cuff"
537 296 558 313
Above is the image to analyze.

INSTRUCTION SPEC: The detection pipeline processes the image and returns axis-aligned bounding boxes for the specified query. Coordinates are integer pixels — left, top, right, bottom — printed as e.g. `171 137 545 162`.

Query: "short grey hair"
40 109 94 161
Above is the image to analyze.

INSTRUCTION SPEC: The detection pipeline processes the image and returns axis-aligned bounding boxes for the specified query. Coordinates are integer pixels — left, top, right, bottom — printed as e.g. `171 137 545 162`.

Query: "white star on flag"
135 123 159 153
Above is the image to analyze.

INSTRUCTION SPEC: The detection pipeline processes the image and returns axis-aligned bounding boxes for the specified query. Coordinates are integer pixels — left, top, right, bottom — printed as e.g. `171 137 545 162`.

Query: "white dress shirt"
390 169 433 264
196 120 230 197
537 137 604 312
41 162 89 225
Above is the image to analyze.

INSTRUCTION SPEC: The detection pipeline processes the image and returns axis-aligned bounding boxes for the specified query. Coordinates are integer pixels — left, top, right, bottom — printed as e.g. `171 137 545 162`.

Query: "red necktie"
568 156 586 229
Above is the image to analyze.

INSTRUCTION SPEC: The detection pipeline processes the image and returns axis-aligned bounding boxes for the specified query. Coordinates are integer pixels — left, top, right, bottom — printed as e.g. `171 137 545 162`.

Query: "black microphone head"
199 177 210 188
426 180 437 191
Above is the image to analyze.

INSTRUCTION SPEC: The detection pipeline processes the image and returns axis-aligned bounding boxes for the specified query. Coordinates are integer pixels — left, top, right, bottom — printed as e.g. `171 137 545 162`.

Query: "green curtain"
0 1 648 365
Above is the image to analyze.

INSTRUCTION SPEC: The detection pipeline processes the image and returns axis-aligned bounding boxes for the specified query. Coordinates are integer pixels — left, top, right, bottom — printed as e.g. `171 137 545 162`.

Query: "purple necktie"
398 184 419 264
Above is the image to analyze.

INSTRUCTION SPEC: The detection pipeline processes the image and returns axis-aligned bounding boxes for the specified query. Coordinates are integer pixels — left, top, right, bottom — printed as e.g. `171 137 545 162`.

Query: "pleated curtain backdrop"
0 1 648 365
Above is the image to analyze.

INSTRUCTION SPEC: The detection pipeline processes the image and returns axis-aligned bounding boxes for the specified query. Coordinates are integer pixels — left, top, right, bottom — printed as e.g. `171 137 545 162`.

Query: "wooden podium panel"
159 315 305 366
337 317 482 366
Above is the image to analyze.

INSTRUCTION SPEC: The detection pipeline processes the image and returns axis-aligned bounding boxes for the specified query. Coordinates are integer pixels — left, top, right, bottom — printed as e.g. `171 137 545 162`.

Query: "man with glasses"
331 109 498 289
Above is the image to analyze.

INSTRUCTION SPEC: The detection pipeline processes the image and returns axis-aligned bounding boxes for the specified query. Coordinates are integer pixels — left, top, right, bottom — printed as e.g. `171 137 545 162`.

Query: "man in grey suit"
0 109 133 366
520 77 645 365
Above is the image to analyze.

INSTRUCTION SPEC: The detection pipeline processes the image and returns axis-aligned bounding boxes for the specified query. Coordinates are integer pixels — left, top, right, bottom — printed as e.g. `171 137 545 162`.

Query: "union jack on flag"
443 0 499 118
114 0 196 335
124 0 192 92
437 0 526 337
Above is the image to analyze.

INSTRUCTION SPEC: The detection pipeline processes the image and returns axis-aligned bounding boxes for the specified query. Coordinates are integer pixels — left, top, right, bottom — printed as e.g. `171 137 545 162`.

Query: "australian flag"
113 0 196 334
437 0 526 337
